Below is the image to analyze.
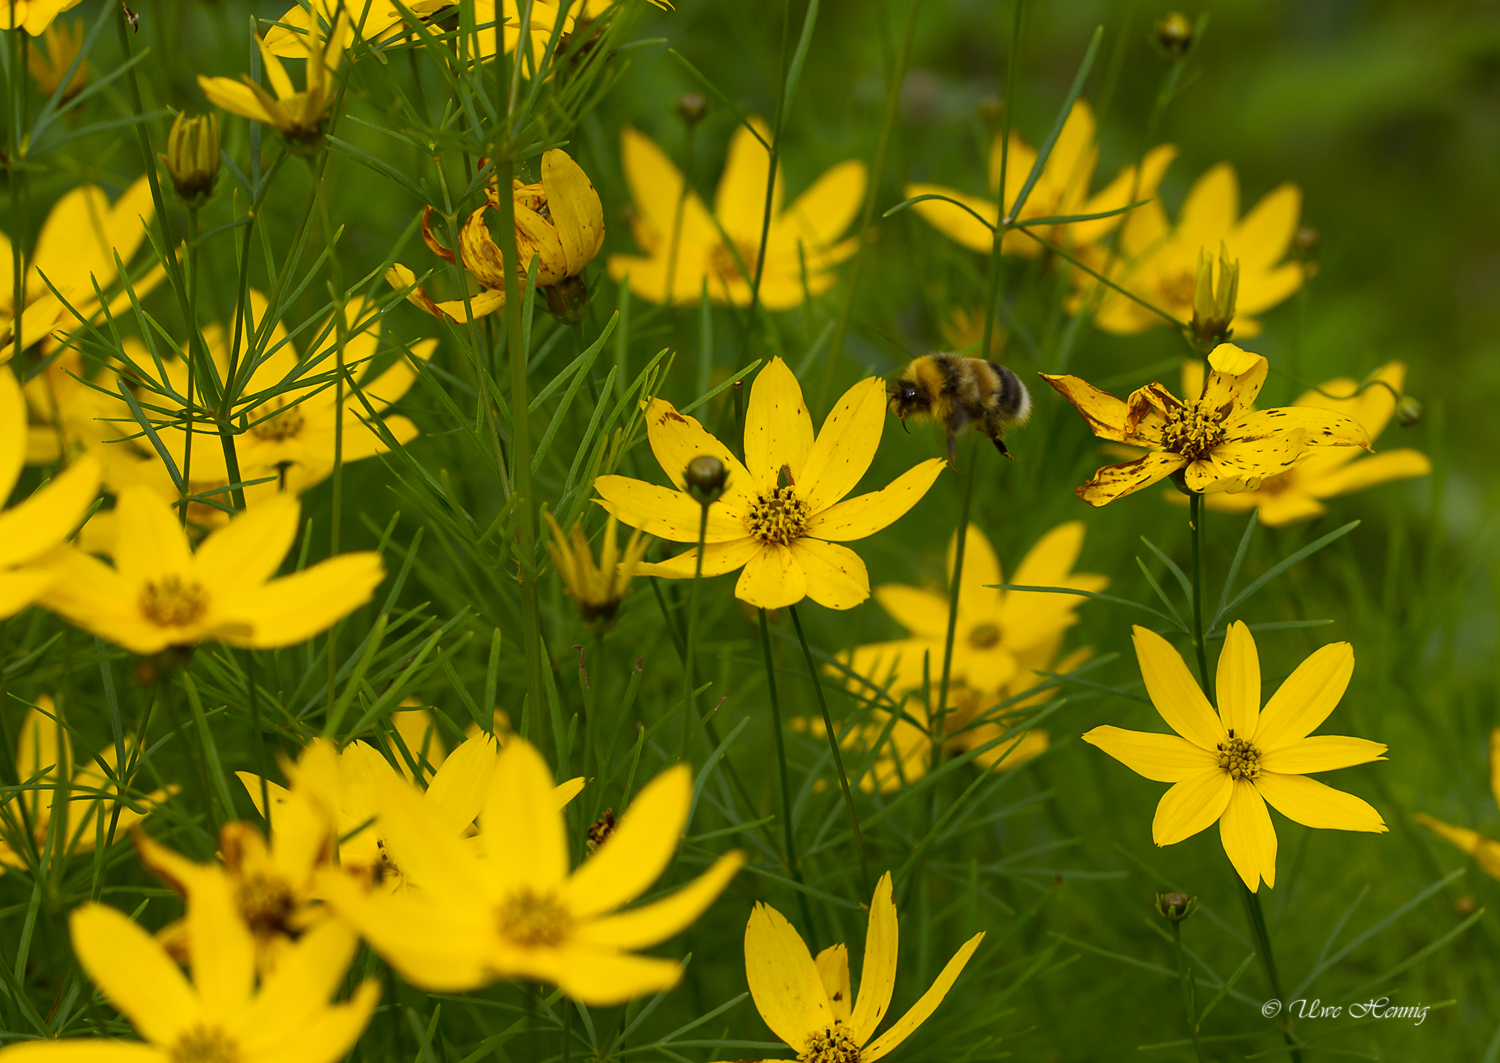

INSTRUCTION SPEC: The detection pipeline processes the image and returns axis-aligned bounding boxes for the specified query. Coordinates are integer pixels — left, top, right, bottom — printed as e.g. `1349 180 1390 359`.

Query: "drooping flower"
0 873 379 1063
1198 361 1431 526
595 358 945 611
1073 162 1303 337
1414 728 1500 880
907 100 1176 258
1041 343 1370 506
199 12 350 152
37 485 384 655
607 119 866 309
0 695 174 874
389 149 603 324
742 872 983 1063
27 18 88 99
0 0 83 35
1084 622 1388 892
318 737 744 1004
545 511 649 630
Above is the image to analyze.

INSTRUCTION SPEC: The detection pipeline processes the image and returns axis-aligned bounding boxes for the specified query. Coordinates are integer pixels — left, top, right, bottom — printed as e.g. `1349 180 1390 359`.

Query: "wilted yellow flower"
595 358 945 611
198 13 350 151
546 512 648 629
907 101 1176 258
161 113 221 206
0 696 174 874
608 119 866 309
0 0 83 35
743 872 983 1063
1414 729 1500 879
389 149 603 323
1076 162 1303 337
1084 622 1388 892
27 18 88 99
1042 343 1370 505
38 486 384 655
319 738 744 1004
0 874 379 1063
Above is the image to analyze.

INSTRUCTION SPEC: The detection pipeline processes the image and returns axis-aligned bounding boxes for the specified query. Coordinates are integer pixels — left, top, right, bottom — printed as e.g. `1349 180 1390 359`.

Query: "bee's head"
887 378 922 420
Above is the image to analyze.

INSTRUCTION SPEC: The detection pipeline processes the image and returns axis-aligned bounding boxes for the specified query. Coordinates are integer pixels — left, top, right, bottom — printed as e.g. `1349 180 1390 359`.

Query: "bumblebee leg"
947 430 960 472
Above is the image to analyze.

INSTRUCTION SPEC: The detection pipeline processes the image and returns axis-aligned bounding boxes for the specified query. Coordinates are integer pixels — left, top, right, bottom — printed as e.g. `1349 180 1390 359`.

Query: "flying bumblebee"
887 353 1032 467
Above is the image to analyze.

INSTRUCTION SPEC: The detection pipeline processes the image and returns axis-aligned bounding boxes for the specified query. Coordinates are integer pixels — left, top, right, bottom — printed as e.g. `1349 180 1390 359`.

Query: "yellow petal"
1199 343 1267 418
617 127 717 258
242 918 361 1046
1184 432 1306 494
574 849 744 949
246 980 379 1062
743 901 831 1052
1253 642 1354 754
1490 727 1500 814
1258 736 1387 775
0 1043 162 1063
111 486 192 584
946 523 1001 624
1215 621 1260 740
1234 407 1370 451
735 543 807 610
814 944 853 1025
422 732 497 835
1230 182 1300 270
69 901 200 1043
594 476 747 543
0 366 23 500
186 868 256 1029
565 764 692 918
907 183 997 255
230 553 385 649
1152 768 1233 846
1130 626 1223 750
194 492 299 593
1412 813 1488 861
743 357 814 495
549 946 685 1007
715 117 781 245
849 871 897 1044
862 930 984 1062
1253 772 1387 833
542 149 605 276
1252 489 1328 527
641 398 755 509
479 738 569 891
1082 726 1218 783
635 536 761 579
780 159 866 254
874 586 949 640
1038 374 1131 442
798 377 888 513
1308 449 1430 499
789 539 869 611
376 770 491 905
1077 451 1186 506
198 75 279 125
805 459 944 541
1219 779 1277 891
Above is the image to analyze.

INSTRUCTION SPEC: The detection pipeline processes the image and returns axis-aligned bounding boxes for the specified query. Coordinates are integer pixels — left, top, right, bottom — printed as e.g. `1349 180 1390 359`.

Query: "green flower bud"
1158 892 1196 921
1190 244 1239 350
684 455 728 504
1155 12 1193 56
1394 394 1423 428
162 113 221 208
676 93 708 126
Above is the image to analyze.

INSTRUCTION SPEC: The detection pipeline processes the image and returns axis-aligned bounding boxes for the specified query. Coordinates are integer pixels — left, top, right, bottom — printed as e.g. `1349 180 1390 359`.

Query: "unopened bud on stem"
684 455 728 504
1155 12 1193 56
162 113 221 208
1190 244 1239 350
1158 892 1196 921
676 93 708 126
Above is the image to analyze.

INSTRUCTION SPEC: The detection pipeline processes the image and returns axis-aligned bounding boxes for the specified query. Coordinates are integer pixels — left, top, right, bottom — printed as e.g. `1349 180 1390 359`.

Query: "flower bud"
684 455 728 504
676 93 708 126
1394 394 1423 428
1291 226 1320 266
1158 892 1196 921
1155 12 1193 56
977 94 1004 130
1190 244 1238 350
543 274 590 325
162 113 221 208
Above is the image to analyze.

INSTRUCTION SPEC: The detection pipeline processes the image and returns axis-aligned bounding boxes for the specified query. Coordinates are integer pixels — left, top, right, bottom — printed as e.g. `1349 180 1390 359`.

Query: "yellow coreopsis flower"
907 100 1176 259
0 367 101 617
607 120 866 309
0 0 82 35
546 511 649 629
37 486 384 655
1084 622 1388 892
0 696 174 874
27 18 88 99
1414 729 1500 879
318 736 744 1004
743 872 983 1063
1042 343 1370 506
595 358 945 611
1075 162 1303 337
199 13 350 151
0 875 378 1063
389 149 604 323
1198 361 1431 526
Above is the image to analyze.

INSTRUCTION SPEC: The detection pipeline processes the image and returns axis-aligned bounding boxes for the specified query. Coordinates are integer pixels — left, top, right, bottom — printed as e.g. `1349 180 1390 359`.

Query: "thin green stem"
758 608 816 939
245 650 270 831
1188 491 1210 690
1170 921 1206 1063
314 159 349 723
663 120 699 306
1239 881 1301 1062
788 604 869 891
180 207 200 524
933 435 980 772
743 0 795 349
981 0 1026 362
678 501 711 761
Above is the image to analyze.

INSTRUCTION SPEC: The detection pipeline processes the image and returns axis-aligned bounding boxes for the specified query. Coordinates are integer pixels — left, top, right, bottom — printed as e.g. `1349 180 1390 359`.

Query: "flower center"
968 622 1002 649
799 1024 862 1063
746 486 810 546
235 871 297 937
1217 732 1261 780
1159 402 1227 461
251 398 306 442
140 575 209 628
170 1025 241 1063
709 239 760 283
497 888 573 948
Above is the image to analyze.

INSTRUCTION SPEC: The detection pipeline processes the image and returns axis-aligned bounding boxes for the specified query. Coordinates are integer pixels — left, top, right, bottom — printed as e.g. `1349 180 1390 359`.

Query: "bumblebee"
888 353 1031 466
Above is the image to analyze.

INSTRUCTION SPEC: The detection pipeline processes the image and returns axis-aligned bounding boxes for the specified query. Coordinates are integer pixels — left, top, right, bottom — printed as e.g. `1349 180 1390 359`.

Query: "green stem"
1188 491 1210 690
758 608 816 939
743 0 795 349
314 160 349 724
933 434 979 772
787 604 869 891
245 650 270 831
180 207 200 524
1170 921 1206 1063
678 501 711 760
1239 881 1301 1061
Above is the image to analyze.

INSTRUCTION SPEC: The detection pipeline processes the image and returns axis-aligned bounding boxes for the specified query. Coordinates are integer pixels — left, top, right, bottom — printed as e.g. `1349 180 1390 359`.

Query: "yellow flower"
607 120 866 309
0 0 82 35
198 13 350 150
389 149 604 323
1 176 163 366
546 511 649 629
27 18 88 99
37 485 384 655
1075 162 1303 336
318 736 744 1004
595 358 945 611
0 874 379 1063
264 0 454 56
1199 361 1431 526
907 101 1176 258
742 872 983 1063
0 695 174 874
939 305 1004 358
1041 343 1370 506
1084 622 1388 892
0 367 101 618
1414 728 1500 879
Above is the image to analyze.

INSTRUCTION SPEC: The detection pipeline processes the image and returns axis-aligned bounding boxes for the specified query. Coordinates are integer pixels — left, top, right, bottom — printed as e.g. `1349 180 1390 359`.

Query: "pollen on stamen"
746 487 810 546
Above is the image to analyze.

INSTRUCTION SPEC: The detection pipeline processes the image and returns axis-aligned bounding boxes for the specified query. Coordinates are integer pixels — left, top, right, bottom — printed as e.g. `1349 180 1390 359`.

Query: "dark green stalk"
1171 921 1206 1063
758 608 816 939
981 0 1026 364
742 0 795 347
933 435 979 772
179 207 200 524
678 501 711 760
315 160 349 723
1188 491 1210 689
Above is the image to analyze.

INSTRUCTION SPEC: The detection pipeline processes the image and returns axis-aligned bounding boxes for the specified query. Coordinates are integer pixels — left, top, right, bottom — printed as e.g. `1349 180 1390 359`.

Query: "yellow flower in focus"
0 0 82 35
0 695 174 874
595 358 945 611
1084 622 1388 892
607 120 866 308
319 737 744 1003
1200 362 1431 526
0 877 379 1063
546 511 649 629
1076 162 1303 337
198 13 350 151
27 18 88 99
38 486 384 655
743 872 983 1063
389 149 604 323
1042 343 1370 505
907 101 1176 258
1414 729 1500 879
